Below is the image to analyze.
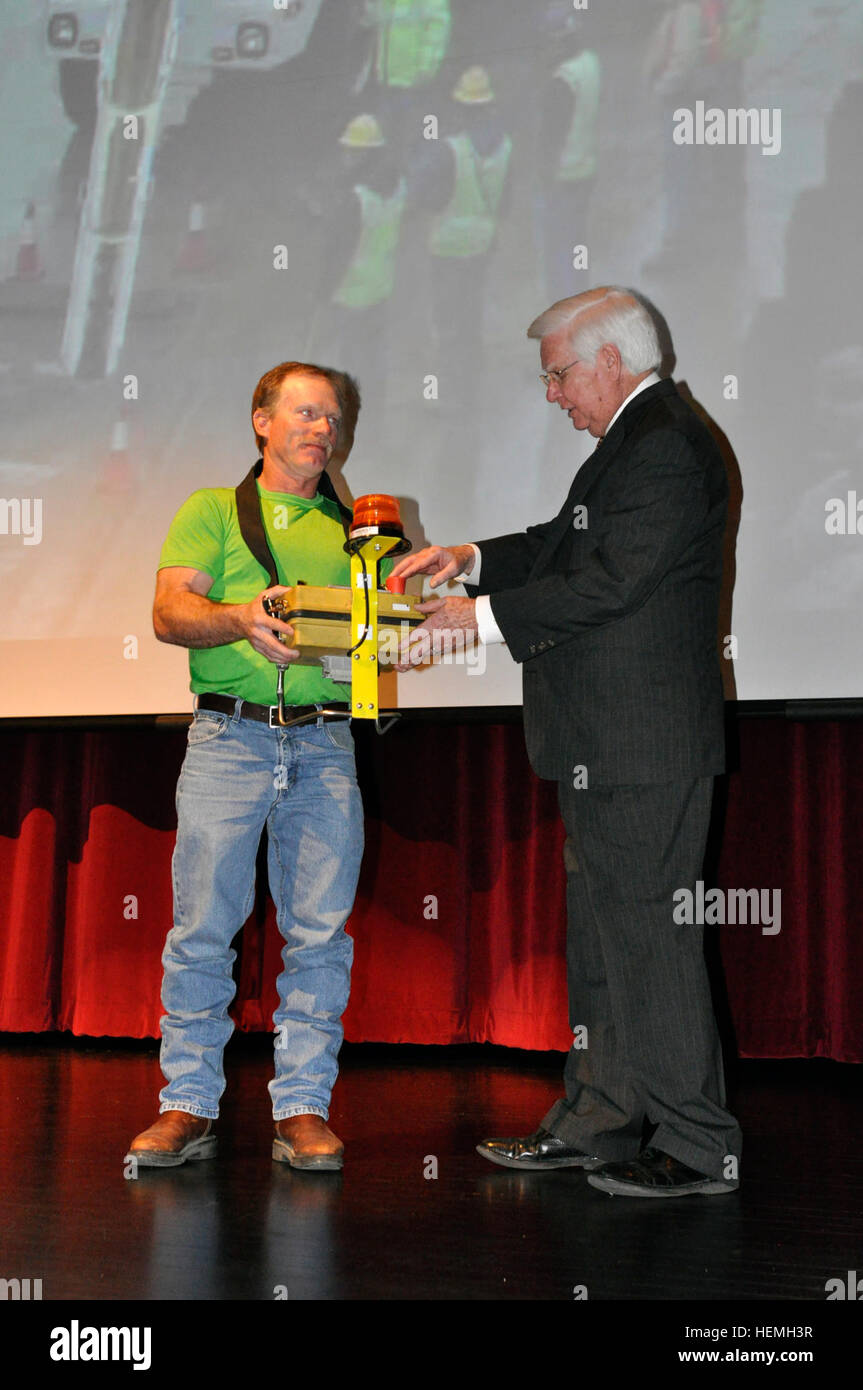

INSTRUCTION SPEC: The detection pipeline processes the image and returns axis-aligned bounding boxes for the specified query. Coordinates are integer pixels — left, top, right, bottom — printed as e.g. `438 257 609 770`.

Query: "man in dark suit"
391 286 742 1196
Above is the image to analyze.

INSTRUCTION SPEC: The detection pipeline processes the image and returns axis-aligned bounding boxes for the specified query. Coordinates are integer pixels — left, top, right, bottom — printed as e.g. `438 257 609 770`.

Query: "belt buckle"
268 706 280 729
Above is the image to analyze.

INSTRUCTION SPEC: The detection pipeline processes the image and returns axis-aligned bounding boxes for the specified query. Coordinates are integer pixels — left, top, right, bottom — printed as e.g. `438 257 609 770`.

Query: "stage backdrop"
1 717 861 1061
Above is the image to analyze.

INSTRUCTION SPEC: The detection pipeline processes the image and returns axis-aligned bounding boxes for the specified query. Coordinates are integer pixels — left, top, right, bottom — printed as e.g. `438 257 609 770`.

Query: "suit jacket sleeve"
481 429 716 665
466 519 558 595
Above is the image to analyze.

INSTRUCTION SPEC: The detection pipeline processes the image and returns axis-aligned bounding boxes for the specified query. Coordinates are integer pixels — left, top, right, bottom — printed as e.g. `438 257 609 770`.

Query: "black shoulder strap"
235 460 353 587
236 461 277 586
317 468 354 538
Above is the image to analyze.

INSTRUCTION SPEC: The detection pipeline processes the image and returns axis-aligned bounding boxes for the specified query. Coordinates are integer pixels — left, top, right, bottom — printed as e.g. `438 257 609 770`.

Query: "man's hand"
394 596 478 671
242 587 300 665
390 543 475 589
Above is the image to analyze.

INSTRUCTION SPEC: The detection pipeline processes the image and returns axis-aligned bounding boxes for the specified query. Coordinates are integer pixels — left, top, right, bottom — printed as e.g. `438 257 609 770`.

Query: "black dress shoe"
476 1127 603 1171
587 1146 739 1198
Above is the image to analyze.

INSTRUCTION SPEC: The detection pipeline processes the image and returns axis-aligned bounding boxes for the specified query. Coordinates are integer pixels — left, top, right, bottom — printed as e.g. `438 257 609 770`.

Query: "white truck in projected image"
43 0 322 377
46 0 320 73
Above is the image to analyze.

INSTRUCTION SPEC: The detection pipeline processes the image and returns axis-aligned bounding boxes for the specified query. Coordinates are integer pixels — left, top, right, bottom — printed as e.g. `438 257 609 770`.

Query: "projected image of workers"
643 0 765 278
307 114 406 435
358 0 452 159
533 4 601 303
412 64 512 466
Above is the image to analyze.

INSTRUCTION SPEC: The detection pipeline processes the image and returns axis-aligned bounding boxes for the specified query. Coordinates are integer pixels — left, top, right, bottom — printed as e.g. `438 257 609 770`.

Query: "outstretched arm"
153 567 300 665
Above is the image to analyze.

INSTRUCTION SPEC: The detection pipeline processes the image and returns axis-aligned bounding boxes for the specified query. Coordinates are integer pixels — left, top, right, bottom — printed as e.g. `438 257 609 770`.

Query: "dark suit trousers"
542 777 742 1179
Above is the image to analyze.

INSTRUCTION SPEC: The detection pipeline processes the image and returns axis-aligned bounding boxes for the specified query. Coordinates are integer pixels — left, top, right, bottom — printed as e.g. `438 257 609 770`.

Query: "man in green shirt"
126 362 364 1171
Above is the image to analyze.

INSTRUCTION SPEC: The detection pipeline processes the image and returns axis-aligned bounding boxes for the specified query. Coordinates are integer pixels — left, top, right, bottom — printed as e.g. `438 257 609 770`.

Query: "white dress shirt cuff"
453 544 481 584
453 546 504 644
475 595 505 645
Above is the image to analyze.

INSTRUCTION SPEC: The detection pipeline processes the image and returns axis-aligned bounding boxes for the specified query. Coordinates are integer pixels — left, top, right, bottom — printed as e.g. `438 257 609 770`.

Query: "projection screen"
1 0 861 716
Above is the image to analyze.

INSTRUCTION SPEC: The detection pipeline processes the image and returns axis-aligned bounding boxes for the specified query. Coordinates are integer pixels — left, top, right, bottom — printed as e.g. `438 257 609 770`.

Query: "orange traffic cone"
15 202 44 281
175 200 211 272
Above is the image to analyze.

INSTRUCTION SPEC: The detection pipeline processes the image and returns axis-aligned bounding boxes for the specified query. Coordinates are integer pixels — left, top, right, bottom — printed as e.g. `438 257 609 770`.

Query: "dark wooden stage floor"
2 1036 861 1324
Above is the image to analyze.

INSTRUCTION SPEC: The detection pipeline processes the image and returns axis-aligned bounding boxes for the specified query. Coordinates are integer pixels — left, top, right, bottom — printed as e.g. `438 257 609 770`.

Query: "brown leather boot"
272 1114 344 1170
126 1110 216 1168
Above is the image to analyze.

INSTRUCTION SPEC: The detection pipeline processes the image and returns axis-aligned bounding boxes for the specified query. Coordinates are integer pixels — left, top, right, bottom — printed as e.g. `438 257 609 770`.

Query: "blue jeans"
158 704 363 1122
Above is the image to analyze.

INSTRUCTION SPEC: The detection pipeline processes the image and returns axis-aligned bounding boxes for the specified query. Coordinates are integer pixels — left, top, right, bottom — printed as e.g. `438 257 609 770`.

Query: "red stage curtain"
1 719 861 1059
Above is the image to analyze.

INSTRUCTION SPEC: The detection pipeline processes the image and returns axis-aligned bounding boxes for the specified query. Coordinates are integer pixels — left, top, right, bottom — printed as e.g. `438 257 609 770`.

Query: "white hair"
527 287 661 375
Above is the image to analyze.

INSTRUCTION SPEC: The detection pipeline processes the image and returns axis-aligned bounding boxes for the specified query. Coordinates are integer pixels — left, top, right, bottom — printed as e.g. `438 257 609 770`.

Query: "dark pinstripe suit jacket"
468 379 727 785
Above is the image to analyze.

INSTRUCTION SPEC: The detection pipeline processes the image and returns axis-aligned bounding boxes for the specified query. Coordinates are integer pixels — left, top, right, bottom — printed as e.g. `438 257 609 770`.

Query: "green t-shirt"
158 483 353 706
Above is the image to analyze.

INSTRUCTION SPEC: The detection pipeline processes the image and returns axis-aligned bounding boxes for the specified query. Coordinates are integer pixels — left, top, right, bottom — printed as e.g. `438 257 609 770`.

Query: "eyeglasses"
540 357 580 388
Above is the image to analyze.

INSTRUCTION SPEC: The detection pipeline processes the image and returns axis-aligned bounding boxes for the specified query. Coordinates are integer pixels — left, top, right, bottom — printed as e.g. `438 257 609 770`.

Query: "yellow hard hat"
338 114 385 148
452 66 495 104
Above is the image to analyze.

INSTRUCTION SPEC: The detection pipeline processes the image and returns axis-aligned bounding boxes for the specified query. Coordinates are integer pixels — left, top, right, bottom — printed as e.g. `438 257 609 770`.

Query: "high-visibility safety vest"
332 178 407 309
554 50 601 183
428 133 512 258
371 0 451 89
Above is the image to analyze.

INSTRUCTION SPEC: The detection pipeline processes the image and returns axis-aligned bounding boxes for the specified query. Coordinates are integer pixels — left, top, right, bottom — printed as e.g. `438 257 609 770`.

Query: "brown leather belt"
196 693 350 729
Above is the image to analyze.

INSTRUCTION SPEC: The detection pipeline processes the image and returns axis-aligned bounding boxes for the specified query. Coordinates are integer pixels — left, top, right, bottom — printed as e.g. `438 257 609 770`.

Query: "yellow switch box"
265 585 423 666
